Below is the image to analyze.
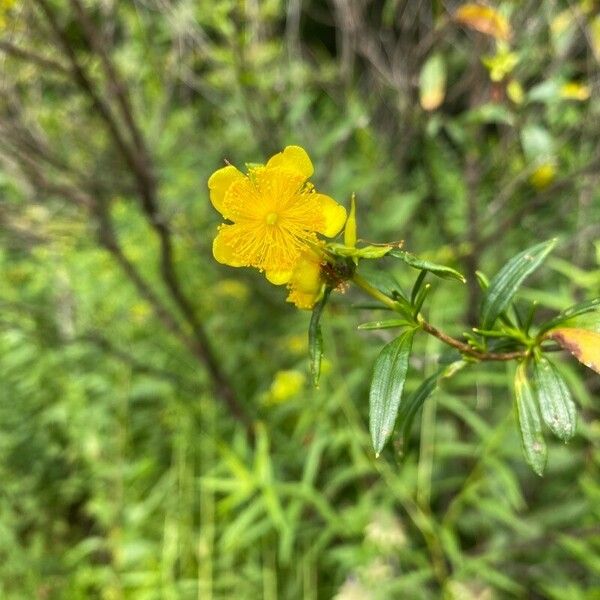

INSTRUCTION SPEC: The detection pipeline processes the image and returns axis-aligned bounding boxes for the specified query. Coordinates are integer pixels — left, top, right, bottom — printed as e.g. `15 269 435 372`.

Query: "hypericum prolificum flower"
208 146 346 289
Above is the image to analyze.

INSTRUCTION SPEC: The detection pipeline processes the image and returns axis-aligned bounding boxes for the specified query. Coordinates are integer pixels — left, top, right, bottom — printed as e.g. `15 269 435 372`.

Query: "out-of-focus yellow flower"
0 0 16 29
282 333 308 355
208 146 346 286
264 370 305 404
482 43 519 82
286 246 324 310
529 162 556 190
213 279 249 301
560 81 591 101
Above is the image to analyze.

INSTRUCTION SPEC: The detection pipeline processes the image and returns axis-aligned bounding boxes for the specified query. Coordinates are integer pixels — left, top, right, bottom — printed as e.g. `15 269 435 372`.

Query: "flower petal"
287 289 320 310
212 225 245 267
208 165 243 216
266 146 314 179
286 250 323 309
266 270 293 285
315 194 347 237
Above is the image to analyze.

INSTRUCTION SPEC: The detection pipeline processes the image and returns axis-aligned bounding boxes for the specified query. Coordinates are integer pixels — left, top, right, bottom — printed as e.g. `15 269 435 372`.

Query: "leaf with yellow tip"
454 4 511 41
507 80 524 105
419 53 446 111
544 328 600 374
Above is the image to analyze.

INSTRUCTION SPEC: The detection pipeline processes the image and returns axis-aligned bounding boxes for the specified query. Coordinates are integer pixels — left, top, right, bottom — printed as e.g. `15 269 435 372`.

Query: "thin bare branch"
0 39 69 74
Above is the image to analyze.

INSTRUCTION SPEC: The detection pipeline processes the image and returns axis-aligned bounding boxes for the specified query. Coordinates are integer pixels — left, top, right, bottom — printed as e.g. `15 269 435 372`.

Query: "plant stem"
351 274 527 362
351 273 401 311
418 318 526 361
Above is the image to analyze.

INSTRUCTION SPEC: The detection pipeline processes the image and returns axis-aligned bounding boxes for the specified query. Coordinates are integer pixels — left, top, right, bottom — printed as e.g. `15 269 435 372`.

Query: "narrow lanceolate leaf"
539 298 600 333
419 53 446 111
369 329 415 456
308 289 330 387
356 245 393 259
480 239 557 330
397 360 467 453
396 371 439 452
389 249 466 283
544 328 600 374
514 362 547 476
533 356 576 441
358 319 412 331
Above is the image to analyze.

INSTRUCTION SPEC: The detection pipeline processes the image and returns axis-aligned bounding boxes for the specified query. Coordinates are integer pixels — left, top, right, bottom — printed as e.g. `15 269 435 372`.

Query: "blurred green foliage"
0 0 599 598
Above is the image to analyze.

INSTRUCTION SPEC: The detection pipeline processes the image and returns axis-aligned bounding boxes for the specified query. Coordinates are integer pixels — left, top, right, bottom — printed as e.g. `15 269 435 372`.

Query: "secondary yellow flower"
482 43 519 82
286 247 325 309
263 370 305 405
530 162 556 190
208 146 346 285
560 81 591 101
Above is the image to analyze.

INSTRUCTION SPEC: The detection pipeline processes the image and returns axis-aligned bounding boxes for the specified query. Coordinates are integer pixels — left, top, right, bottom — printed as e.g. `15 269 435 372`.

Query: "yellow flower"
264 370 305 405
481 43 519 82
529 162 556 190
560 81 591 101
208 146 346 285
286 246 325 310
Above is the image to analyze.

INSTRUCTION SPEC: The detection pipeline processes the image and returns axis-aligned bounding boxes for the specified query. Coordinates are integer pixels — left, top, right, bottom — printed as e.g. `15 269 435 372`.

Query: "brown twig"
418 319 526 361
0 39 69 74
30 0 250 428
352 273 528 362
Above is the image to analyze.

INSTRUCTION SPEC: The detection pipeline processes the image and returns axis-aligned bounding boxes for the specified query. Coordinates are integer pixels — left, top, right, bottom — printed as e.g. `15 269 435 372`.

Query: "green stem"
351 273 402 311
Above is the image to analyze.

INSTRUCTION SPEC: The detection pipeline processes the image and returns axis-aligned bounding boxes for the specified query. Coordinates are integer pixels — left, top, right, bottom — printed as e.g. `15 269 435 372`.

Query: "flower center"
265 212 279 225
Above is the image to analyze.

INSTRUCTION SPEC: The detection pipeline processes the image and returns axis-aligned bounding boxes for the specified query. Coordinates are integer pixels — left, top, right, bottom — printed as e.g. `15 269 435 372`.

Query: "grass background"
0 1 599 598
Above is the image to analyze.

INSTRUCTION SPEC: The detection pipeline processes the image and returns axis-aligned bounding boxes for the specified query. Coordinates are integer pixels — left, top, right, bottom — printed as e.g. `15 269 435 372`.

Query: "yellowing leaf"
454 4 511 41
545 328 600 374
590 16 600 61
419 53 446 111
507 79 524 104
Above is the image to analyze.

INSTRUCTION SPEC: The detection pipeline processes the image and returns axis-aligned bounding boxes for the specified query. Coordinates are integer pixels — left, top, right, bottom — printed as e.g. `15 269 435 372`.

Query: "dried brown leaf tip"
545 328 600 374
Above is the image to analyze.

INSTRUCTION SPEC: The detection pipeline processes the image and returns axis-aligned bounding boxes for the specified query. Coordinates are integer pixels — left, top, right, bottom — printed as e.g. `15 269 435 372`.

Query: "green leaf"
327 243 359 257
369 329 415 456
356 245 393 259
396 371 439 452
308 289 330 387
514 362 547 476
397 360 466 454
357 319 412 330
521 125 554 162
532 356 576 441
389 249 466 283
480 239 557 329
539 298 600 333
